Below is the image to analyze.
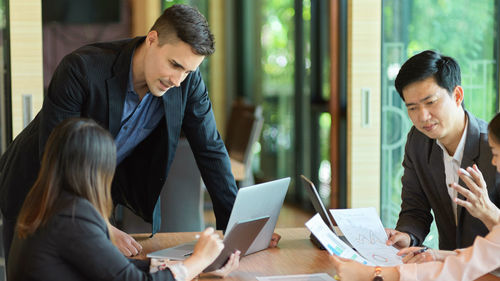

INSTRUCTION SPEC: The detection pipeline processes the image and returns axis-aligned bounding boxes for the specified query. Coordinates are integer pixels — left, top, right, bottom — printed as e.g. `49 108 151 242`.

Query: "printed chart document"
330 207 403 266
305 214 370 265
256 273 335 281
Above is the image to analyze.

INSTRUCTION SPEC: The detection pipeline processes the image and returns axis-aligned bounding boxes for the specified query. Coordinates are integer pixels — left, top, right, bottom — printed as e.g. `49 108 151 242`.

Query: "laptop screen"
301 175 337 231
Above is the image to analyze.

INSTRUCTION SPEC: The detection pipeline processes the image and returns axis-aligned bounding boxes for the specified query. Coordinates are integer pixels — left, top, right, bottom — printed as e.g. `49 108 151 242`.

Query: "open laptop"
301 175 352 248
225 177 290 255
147 177 290 259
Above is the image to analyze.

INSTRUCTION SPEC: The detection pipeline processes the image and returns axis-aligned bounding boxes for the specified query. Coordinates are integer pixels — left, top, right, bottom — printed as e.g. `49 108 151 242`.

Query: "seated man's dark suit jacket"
396 110 500 250
8 192 176 281
0 37 238 230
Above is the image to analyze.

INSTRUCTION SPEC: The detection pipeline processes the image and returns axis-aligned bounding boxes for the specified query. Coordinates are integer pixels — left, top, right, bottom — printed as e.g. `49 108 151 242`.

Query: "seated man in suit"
385 50 500 250
0 4 240 259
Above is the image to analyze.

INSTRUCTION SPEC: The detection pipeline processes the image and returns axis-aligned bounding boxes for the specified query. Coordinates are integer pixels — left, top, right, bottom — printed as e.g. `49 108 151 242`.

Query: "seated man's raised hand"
385 228 411 249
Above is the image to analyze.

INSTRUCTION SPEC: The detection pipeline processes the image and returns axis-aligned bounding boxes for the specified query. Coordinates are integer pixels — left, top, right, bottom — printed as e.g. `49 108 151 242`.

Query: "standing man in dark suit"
0 4 238 259
385 50 500 250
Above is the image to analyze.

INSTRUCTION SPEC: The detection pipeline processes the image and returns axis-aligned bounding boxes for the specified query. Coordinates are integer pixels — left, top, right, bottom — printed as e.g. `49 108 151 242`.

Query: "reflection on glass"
319 112 331 206
381 0 498 249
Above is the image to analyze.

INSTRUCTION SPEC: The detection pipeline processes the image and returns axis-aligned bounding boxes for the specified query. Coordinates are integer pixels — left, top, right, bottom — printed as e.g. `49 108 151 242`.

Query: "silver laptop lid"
225 177 290 255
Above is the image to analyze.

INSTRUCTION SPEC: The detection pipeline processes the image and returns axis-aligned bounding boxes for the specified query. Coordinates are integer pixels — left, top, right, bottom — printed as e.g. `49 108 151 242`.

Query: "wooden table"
132 228 337 280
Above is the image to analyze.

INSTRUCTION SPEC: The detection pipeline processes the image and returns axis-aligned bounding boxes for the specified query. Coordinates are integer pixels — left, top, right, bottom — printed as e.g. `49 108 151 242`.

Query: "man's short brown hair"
150 4 215 56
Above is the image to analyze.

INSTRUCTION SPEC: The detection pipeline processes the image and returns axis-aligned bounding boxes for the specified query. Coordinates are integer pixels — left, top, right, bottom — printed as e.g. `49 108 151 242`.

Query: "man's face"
143 31 205 97
488 136 500 173
402 76 463 141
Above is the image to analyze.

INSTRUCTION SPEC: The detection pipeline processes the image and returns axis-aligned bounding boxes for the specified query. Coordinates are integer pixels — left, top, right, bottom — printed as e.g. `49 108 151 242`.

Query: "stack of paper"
305 213 370 265
306 207 403 266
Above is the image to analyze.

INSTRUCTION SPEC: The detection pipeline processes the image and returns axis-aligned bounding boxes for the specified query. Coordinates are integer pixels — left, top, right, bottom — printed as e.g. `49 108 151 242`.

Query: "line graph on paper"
354 229 387 245
330 207 403 266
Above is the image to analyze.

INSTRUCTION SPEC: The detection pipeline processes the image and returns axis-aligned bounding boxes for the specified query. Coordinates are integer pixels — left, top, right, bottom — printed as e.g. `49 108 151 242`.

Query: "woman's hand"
183 227 232 280
330 255 400 281
330 255 373 281
452 165 500 231
190 227 224 266
109 225 142 256
397 247 453 264
204 250 241 278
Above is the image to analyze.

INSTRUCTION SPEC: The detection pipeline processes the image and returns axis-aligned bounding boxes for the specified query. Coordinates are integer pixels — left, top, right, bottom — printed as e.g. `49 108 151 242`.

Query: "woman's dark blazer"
0 37 237 230
8 192 176 281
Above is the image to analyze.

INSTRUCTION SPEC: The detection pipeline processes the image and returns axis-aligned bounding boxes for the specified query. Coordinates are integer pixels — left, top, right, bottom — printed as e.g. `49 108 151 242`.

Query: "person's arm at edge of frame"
332 225 500 281
331 255 400 281
451 165 500 231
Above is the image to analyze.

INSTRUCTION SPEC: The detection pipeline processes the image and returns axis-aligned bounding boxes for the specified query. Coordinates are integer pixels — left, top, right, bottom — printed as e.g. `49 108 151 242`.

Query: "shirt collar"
127 49 136 94
436 116 468 162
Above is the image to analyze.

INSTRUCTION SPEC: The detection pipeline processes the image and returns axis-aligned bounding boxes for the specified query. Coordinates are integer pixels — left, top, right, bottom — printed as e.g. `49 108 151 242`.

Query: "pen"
402 246 427 258
412 246 428 256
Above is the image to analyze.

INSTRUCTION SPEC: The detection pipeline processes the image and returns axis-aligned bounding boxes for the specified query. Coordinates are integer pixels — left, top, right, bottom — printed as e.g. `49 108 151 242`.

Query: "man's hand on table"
110 224 143 256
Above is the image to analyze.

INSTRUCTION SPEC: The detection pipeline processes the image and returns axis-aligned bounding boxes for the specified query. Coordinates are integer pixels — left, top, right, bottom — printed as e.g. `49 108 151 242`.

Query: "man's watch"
373 266 384 281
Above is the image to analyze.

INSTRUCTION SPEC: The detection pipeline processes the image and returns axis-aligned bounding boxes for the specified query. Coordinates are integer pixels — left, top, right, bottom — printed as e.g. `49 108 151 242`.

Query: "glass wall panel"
0 0 7 154
381 0 498 249
252 0 331 206
258 0 295 182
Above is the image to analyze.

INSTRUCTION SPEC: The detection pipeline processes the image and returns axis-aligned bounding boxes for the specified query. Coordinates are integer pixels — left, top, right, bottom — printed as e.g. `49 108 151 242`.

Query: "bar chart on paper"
330 207 403 266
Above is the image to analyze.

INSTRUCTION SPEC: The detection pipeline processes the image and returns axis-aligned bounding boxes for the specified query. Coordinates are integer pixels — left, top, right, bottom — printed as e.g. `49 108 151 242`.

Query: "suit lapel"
457 111 480 223
106 37 146 137
162 87 182 151
107 76 127 137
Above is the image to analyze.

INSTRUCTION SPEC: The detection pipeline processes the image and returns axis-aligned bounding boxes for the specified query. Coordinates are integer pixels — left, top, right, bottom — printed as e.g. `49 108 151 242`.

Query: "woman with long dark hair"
7 118 239 280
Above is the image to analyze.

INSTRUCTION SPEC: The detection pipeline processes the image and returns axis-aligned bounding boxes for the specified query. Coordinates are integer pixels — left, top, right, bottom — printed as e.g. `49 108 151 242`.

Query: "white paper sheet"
256 273 335 281
330 207 402 266
305 213 370 265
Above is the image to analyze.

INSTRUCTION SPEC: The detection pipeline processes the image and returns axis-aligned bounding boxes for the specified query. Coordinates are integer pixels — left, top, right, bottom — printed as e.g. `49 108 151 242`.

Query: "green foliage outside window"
259 0 296 180
406 0 497 120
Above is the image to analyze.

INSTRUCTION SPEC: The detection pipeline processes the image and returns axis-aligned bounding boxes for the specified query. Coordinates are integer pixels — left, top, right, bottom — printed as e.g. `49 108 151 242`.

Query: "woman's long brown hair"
16 118 116 238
